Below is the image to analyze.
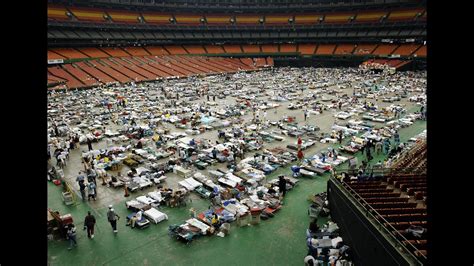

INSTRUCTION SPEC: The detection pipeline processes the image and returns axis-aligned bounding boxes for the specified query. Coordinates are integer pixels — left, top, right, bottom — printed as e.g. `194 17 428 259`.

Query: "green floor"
48 120 426 266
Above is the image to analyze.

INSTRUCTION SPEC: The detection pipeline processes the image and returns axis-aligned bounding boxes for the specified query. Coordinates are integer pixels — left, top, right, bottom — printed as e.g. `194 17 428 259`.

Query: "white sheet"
144 208 168 224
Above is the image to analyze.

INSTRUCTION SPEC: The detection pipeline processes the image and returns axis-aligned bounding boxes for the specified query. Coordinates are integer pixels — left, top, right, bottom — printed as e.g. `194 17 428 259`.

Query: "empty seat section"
372 44 398 55
241 45 261 53
204 45 225 54
240 58 255 66
265 57 274 66
202 58 240 72
50 48 89 60
265 15 291 25
48 5 70 20
144 46 170 56
324 13 353 24
100 47 131 57
142 57 183 77
122 47 150 56
236 15 260 25
279 44 297 53
48 66 84 89
355 11 386 23
254 58 267 67
188 57 229 73
48 51 65 60
75 61 116 83
69 7 106 22
102 58 147 81
413 45 426 57
205 15 231 25
295 14 319 24
174 14 202 25
128 57 171 78
223 58 254 70
154 57 194 76
387 9 423 21
107 10 140 23
164 45 188 55
261 44 279 53
334 44 356 55
77 48 110 58
223 45 243 53
183 45 206 54
142 12 172 24
90 60 131 83
114 58 157 80
392 44 422 56
175 57 214 74
62 64 99 87
315 44 336 55
353 44 377 55
298 44 317 55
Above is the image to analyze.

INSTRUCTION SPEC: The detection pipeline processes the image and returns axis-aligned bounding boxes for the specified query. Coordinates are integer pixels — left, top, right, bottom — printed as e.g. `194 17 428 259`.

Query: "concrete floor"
47 67 426 265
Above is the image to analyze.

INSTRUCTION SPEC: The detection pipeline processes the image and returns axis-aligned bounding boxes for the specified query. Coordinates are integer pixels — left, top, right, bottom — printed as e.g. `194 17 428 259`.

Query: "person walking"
79 180 86 201
278 176 287 197
66 224 77 250
304 109 307 121
87 182 96 201
107 206 120 233
84 211 96 239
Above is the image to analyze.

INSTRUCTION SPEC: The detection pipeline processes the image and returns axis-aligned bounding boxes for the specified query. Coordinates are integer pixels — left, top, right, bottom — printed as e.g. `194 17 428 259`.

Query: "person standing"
304 109 307 121
84 211 96 239
107 206 120 233
278 176 287 197
87 137 93 151
66 224 77 250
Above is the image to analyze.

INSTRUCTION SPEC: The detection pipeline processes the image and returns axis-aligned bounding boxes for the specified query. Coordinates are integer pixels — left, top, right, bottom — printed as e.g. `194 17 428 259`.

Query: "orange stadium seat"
174 14 202 25
50 48 89 59
279 44 297 53
392 44 422 56
334 44 356 55
142 12 173 24
372 44 399 55
298 44 317 55
68 7 107 22
324 13 354 23
236 15 260 25
183 45 206 54
387 9 423 21
164 45 188 55
144 46 170 56
107 10 141 24
353 44 377 55
223 45 243 53
122 47 150 56
261 44 279 53
100 47 131 57
204 45 225 54
77 48 110 58
205 15 232 25
413 45 426 57
315 44 336 55
241 44 261 53
75 61 116 84
48 5 70 20
294 14 320 24
48 51 65 60
355 11 387 23
265 14 291 25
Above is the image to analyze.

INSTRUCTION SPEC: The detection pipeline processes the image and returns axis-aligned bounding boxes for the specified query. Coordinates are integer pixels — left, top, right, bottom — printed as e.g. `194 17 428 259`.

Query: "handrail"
334 177 427 263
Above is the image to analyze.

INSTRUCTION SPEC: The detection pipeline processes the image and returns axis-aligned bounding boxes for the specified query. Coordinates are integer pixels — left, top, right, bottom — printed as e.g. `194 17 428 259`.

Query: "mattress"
218 177 237 188
179 180 195 191
136 195 157 205
186 218 210 233
144 208 168 224
184 177 202 189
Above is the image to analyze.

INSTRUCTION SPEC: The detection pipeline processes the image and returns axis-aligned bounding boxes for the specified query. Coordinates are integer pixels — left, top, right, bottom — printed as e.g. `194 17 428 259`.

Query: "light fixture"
230 18 235 24
288 18 294 23
259 18 264 24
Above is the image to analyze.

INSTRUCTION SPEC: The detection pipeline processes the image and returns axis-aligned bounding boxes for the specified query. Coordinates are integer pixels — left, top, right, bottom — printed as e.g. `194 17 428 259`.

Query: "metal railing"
332 176 427 264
